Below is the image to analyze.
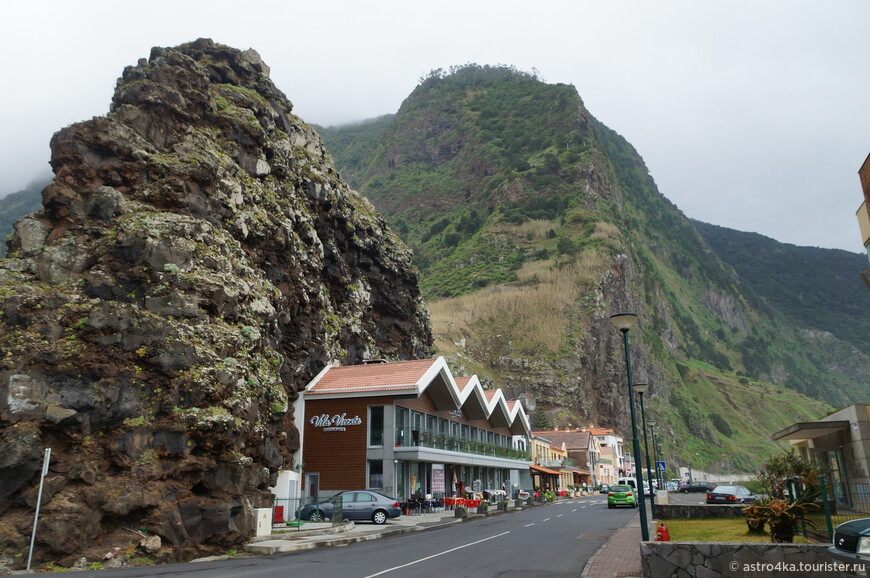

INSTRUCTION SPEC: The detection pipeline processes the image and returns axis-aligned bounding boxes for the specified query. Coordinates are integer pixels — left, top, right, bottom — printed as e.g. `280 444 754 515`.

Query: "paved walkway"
238 498 648 576
581 514 650 578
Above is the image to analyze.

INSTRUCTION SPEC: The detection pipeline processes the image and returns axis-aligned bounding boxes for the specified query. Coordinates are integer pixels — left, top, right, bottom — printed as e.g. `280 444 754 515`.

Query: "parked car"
297 490 402 524
607 484 637 509
680 481 714 493
598 484 610 494
828 517 870 576
705 485 756 504
617 476 655 497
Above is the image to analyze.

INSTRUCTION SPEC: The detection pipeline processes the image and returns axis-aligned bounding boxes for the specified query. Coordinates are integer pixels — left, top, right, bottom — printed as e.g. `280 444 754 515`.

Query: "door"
339 492 358 520
306 473 320 504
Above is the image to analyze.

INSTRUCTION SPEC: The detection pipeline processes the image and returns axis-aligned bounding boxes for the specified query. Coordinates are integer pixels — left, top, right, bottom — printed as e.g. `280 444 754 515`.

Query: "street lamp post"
634 383 656 519
649 424 661 489
610 312 649 541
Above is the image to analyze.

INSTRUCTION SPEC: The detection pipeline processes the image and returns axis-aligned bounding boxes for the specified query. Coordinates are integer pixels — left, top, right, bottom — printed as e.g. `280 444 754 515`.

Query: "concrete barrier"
641 542 830 577
656 504 746 519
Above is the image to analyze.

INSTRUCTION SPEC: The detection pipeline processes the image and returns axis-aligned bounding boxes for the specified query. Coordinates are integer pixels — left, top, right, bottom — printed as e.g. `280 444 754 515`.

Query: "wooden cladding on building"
304 396 389 491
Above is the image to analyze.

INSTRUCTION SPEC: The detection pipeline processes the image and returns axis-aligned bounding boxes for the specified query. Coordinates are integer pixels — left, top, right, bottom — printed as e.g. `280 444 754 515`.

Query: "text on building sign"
310 413 363 431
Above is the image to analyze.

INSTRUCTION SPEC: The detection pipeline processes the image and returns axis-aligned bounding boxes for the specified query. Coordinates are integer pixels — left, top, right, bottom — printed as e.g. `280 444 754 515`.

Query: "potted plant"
742 492 820 542
477 501 489 515
497 499 509 511
455 505 468 518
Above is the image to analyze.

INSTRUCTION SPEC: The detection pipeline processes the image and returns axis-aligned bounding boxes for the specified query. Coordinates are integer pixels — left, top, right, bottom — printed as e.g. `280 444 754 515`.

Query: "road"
70 495 638 577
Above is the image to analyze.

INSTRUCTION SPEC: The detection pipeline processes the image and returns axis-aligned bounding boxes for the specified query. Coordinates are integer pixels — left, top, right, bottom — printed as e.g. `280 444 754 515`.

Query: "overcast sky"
1 1 866 252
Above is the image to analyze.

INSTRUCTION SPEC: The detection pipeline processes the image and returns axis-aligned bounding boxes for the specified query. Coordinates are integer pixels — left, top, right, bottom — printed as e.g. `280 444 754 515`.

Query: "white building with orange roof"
588 426 626 483
274 357 532 512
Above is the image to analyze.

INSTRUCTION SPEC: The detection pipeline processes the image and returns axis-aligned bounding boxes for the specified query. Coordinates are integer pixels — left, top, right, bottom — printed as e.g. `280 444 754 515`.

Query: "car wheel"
308 510 324 522
608 504 614 509
372 510 387 525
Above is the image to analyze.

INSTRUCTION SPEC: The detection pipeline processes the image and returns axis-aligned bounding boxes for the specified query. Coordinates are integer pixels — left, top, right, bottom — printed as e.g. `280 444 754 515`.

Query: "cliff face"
0 38 432 564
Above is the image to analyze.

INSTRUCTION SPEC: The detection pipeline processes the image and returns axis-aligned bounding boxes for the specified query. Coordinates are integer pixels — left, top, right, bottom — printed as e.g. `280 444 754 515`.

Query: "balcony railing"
395 427 530 461
537 458 575 468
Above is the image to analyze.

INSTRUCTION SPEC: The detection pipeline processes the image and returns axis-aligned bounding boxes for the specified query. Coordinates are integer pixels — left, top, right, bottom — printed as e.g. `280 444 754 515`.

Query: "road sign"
656 461 666 472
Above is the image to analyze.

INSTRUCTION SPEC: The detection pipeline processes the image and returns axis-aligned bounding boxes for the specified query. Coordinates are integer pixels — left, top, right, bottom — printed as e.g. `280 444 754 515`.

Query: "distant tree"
556 236 576 255
530 411 550 430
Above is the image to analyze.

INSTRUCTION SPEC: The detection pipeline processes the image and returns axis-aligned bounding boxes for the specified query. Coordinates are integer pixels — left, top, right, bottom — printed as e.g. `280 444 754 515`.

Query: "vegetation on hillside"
0 180 46 256
316 64 868 474
693 220 870 354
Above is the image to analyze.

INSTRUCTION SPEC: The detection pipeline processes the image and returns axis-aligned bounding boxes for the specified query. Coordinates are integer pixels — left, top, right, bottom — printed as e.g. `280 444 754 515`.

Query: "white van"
617 476 654 497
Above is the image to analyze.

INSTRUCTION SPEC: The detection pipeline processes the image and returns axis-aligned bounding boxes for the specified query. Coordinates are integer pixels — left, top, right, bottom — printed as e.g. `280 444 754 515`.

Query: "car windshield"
610 485 631 492
713 486 739 493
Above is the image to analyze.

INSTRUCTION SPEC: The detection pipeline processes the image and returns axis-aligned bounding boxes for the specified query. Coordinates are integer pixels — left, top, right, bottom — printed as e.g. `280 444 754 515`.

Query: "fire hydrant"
655 523 670 541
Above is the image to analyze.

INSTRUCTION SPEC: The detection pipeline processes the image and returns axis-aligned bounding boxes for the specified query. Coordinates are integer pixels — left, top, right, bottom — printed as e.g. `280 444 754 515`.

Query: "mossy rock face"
0 38 432 565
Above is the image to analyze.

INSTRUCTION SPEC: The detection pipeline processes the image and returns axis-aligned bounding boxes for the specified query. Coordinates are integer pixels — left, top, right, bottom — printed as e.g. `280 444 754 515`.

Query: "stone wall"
641 542 831 578
656 504 746 519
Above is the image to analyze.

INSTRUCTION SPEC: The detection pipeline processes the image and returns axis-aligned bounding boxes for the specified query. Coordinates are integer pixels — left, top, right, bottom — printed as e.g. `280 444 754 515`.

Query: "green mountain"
319 64 867 472
693 220 870 355
0 180 46 256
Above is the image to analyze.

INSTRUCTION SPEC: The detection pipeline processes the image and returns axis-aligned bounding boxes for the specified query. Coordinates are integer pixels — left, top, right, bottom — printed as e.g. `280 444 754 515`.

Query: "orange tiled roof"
455 377 473 392
587 427 616 436
308 358 438 394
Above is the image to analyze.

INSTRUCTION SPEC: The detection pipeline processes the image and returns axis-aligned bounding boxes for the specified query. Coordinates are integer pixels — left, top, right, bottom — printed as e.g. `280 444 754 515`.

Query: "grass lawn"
662 518 810 543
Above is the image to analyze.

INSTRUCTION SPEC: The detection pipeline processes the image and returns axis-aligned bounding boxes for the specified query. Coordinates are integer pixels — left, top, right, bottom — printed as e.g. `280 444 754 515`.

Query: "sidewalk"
241 508 463 556
581 514 651 578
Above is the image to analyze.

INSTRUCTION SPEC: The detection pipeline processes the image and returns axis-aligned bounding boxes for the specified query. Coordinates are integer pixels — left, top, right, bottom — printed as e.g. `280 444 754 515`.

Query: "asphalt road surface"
69 495 638 578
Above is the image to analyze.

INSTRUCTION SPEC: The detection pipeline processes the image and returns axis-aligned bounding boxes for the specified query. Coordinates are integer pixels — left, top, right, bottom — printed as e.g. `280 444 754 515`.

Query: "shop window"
369 406 384 447
368 460 384 489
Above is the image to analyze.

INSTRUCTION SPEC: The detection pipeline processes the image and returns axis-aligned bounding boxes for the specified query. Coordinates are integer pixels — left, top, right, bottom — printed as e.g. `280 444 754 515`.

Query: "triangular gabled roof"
456 375 489 420
483 389 511 428
303 357 530 436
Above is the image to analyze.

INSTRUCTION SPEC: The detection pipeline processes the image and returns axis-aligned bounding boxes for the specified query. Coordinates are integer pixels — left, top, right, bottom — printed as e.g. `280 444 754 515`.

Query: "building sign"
448 409 463 421
432 465 445 494
310 413 362 432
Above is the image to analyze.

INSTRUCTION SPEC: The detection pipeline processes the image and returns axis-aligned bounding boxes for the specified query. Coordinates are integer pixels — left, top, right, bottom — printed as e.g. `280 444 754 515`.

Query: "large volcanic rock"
0 38 432 565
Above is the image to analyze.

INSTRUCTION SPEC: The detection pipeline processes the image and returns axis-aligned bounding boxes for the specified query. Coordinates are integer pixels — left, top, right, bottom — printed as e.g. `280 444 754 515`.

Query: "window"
368 460 384 489
395 407 408 446
369 406 384 447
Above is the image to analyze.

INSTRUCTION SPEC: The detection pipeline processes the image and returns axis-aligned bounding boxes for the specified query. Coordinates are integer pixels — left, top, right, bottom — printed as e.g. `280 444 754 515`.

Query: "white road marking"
364 531 512 577
525 523 535 527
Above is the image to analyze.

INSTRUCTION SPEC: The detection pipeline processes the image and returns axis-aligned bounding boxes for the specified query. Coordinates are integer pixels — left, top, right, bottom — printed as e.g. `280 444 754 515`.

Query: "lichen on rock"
0 38 432 566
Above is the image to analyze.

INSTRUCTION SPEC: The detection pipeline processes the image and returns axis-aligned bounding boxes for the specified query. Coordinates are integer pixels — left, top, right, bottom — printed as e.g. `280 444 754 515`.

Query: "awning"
572 470 590 475
530 464 560 475
771 420 850 441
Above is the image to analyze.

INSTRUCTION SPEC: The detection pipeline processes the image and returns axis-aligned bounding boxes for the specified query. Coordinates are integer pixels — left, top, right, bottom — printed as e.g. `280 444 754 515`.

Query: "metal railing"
803 474 870 540
395 427 530 461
